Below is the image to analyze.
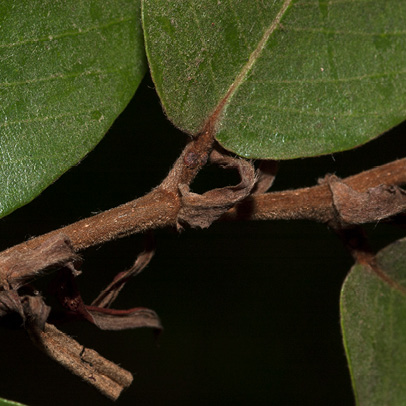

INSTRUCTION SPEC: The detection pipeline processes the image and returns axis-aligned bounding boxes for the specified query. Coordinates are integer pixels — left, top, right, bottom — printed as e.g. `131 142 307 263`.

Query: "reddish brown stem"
0 154 405 285
223 158 406 223
0 128 215 258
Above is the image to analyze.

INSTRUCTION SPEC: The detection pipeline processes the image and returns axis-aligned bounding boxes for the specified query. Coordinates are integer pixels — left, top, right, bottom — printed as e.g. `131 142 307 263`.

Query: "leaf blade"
0 0 146 218
0 398 27 406
341 238 406 405
142 0 406 159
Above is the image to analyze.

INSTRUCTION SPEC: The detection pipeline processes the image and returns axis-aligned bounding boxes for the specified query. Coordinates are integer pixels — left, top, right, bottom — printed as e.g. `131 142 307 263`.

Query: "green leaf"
0 398 27 406
0 0 146 219
341 238 406 405
142 0 406 159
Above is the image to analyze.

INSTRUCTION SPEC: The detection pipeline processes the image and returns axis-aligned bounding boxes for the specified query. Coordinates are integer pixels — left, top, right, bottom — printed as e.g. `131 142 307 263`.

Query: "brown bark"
0 158 405 284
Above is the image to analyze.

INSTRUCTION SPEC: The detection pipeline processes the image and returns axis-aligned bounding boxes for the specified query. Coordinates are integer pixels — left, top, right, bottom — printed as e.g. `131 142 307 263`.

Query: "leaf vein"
295 0 375 5
252 69 406 84
188 2 218 91
0 16 135 49
284 26 406 36
243 103 402 118
0 67 132 88
0 108 110 129
228 0 252 51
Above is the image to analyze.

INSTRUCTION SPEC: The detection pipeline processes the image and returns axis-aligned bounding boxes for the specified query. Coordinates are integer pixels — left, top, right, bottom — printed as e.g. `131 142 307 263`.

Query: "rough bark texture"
27 322 133 401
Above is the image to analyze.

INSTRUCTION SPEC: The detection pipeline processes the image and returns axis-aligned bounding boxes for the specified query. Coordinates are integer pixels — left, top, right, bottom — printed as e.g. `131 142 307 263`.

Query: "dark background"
1 74 405 405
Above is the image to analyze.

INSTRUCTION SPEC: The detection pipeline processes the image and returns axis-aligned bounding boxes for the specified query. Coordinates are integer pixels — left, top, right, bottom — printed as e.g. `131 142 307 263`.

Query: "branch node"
177 148 257 229
327 175 406 225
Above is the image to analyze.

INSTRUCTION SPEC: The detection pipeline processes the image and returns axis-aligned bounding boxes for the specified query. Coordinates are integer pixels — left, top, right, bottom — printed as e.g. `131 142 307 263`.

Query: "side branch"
223 158 406 224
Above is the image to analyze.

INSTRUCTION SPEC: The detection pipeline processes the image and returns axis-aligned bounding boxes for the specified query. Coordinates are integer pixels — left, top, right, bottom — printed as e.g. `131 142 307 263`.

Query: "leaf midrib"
205 0 292 132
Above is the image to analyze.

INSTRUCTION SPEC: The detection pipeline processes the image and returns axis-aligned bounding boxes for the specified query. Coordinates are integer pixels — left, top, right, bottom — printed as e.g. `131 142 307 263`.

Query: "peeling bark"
327 175 406 225
178 149 257 228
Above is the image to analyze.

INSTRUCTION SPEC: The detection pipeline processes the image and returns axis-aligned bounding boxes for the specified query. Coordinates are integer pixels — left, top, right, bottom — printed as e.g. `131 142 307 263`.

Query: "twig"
223 158 406 224
0 127 215 265
27 322 133 401
0 155 405 285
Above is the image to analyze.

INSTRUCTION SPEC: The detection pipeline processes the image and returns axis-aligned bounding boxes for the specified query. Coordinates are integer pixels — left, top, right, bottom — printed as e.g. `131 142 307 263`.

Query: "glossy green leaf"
0 398 27 406
0 0 146 218
341 237 406 405
142 0 406 159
